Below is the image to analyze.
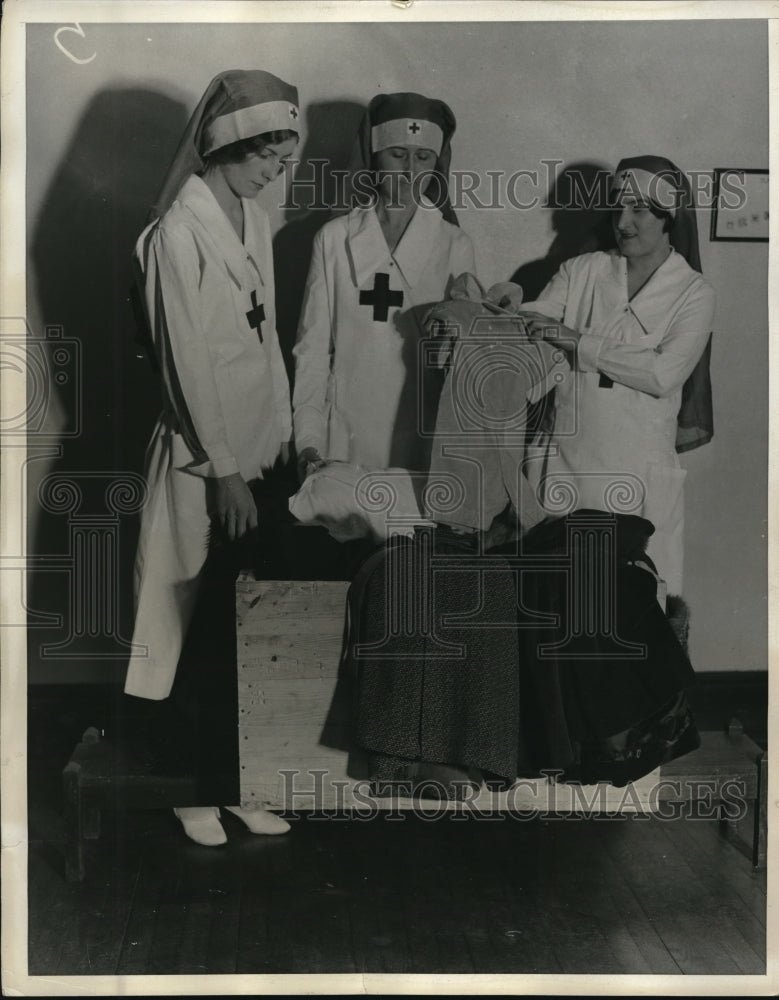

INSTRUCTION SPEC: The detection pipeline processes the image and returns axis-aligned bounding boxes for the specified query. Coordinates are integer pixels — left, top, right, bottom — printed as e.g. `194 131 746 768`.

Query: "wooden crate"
236 577 355 808
236 574 766 866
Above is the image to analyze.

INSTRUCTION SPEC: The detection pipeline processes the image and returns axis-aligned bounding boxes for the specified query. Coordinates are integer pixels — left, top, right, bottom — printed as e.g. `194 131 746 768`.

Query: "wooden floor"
29 798 767 975
27 680 768 977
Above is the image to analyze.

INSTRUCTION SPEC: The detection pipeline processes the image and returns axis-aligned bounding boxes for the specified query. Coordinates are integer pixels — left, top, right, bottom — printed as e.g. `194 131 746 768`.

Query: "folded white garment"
288 461 432 543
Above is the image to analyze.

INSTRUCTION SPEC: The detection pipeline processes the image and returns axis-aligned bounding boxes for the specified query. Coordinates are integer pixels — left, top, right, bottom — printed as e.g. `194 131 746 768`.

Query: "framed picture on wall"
710 168 769 241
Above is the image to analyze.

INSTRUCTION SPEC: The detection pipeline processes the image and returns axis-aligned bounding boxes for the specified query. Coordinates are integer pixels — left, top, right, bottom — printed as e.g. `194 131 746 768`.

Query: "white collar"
347 196 446 288
174 175 264 289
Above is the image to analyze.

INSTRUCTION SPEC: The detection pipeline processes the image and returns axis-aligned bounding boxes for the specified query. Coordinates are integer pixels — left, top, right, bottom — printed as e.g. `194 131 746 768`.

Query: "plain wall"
25 19 768 681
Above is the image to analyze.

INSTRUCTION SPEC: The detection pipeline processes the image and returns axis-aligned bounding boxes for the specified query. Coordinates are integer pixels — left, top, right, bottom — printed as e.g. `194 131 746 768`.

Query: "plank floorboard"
653 820 766 972
600 817 750 975
341 818 419 975
679 809 767 917
28 791 768 977
397 816 488 974
27 842 72 975
455 818 562 974
529 820 631 974
292 818 358 973
176 899 218 975
540 819 650 974
28 678 769 978
592 821 682 974
53 853 140 975
35 811 145 977
234 844 272 974
113 857 165 974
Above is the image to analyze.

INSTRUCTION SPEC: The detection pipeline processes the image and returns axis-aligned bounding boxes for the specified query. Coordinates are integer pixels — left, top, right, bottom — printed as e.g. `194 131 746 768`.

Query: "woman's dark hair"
611 202 673 234
206 129 297 165
648 203 674 233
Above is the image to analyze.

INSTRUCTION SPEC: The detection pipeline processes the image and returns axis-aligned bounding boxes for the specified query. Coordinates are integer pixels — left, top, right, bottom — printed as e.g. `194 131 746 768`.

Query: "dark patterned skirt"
348 511 699 787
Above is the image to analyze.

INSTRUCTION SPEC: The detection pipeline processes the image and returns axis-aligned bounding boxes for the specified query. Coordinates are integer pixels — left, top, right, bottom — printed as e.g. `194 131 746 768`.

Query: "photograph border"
2 1 777 996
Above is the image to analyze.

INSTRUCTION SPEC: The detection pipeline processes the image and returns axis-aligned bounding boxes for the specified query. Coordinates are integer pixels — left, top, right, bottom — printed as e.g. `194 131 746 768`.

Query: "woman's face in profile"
612 196 669 260
374 144 437 201
221 136 298 200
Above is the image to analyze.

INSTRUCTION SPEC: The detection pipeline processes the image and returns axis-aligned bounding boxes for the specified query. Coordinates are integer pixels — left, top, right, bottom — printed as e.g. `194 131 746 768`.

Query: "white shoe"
173 806 227 846
223 805 291 835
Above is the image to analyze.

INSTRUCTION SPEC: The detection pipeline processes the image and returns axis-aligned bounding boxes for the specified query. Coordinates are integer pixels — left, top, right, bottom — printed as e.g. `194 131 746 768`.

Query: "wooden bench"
62 727 198 882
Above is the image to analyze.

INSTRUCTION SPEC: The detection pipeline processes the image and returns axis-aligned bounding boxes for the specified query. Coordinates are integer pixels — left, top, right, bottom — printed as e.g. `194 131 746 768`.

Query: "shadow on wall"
273 99 365 378
511 160 615 301
28 87 189 681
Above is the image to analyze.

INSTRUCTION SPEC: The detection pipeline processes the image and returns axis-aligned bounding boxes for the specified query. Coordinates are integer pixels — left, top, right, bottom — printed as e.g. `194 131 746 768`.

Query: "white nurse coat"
292 198 475 473
526 248 715 595
125 175 291 700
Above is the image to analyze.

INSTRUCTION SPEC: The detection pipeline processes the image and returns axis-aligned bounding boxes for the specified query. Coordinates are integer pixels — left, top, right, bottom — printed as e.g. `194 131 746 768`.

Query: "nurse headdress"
150 69 300 220
611 155 713 453
347 91 460 225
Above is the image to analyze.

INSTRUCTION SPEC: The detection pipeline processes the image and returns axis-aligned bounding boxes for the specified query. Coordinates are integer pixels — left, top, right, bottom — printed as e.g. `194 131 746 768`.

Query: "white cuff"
185 453 240 478
577 332 604 373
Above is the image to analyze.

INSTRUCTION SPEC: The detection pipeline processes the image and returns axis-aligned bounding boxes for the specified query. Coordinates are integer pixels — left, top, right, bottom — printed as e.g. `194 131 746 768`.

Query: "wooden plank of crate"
238 678 350 726
236 579 349 621
237 582 349 688
238 579 350 807
238 636 345 680
238 781 285 806
240 725 351 761
241 619 346 639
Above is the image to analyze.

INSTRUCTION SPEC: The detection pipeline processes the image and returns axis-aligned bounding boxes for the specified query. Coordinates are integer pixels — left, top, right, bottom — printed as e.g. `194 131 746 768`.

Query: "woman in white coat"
519 155 715 596
124 70 299 845
292 92 476 480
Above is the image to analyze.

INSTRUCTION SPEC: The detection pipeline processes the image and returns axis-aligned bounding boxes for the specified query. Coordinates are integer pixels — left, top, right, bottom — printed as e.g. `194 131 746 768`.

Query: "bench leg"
83 804 102 840
62 761 85 882
753 751 767 871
